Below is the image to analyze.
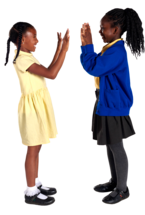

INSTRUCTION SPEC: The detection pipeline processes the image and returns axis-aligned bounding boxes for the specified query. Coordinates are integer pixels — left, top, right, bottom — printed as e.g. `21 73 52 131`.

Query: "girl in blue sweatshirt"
80 8 144 204
5 5 144 206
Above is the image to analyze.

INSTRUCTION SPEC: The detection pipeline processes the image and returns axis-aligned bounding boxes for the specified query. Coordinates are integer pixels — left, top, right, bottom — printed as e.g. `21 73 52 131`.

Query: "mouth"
34 44 37 48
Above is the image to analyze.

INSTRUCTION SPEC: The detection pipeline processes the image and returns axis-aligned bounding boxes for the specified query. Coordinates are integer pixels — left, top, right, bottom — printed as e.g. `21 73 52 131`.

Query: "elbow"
51 72 60 81
50 77 57 81
47 78 57 81
52 78 57 81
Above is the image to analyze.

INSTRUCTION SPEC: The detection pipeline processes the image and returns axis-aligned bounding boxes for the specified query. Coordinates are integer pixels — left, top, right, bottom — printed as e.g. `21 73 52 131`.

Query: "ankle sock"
24 185 40 197
35 177 49 190
35 177 42 187
24 185 48 200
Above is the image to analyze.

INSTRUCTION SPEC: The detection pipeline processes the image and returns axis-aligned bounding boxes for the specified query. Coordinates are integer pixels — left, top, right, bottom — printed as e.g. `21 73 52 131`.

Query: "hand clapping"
56 21 93 47
80 21 93 46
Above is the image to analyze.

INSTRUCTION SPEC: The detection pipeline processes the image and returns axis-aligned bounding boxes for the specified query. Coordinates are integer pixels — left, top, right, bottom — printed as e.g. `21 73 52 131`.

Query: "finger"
59 31 63 40
82 24 91 31
83 26 86 31
67 26 70 34
83 21 90 25
85 24 91 29
67 29 70 36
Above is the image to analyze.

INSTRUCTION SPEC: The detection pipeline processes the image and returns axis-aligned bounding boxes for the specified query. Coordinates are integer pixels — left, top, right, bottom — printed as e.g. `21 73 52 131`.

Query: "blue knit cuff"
85 44 94 53
81 46 86 53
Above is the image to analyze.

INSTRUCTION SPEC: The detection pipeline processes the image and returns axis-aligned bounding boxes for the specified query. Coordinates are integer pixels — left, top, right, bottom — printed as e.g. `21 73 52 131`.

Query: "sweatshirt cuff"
80 44 86 53
80 43 95 53
85 44 95 53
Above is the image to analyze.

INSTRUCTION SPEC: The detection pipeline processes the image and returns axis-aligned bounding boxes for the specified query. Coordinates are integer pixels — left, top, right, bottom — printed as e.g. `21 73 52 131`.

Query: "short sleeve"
16 55 39 73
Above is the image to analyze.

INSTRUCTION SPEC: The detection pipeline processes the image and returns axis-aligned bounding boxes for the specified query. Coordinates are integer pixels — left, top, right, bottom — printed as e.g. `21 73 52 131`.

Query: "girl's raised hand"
80 24 86 46
56 30 63 43
62 29 70 52
57 32 63 51
80 21 93 46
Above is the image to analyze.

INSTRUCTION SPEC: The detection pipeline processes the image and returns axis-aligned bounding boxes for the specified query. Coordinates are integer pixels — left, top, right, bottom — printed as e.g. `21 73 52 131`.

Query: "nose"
98 29 103 37
98 29 102 36
36 37 39 45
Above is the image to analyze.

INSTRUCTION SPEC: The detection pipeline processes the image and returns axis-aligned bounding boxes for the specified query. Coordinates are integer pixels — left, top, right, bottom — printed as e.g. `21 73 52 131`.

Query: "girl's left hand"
57 32 63 51
56 30 63 44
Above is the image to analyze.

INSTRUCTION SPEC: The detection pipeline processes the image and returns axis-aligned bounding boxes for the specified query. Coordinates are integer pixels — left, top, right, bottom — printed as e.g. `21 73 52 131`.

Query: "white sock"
24 185 48 200
24 185 40 197
35 177 42 187
41 185 50 190
35 177 50 190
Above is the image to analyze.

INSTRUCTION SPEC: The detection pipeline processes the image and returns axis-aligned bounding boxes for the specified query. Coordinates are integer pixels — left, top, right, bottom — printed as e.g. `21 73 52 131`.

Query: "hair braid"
4 37 11 68
13 25 22 64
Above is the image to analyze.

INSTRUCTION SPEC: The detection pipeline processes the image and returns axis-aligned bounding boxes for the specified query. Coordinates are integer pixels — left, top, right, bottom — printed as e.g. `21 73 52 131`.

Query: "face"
99 16 120 43
16 27 38 53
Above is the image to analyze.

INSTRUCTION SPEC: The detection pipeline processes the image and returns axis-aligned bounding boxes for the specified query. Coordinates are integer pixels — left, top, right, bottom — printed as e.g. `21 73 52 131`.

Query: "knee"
26 145 41 158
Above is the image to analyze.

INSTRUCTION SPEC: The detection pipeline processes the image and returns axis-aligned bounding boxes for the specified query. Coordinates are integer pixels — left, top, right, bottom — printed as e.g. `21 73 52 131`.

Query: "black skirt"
92 89 136 145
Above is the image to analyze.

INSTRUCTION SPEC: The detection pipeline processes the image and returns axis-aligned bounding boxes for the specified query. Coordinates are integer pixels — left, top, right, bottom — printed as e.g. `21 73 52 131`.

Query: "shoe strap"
113 188 127 198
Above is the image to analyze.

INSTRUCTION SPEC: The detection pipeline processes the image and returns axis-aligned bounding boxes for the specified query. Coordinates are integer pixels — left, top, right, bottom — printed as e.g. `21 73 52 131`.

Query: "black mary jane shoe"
25 193 55 206
94 178 116 192
37 185 57 195
102 187 130 204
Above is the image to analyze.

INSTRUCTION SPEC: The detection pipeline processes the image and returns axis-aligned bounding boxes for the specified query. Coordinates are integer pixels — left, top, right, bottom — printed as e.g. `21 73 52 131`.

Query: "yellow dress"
13 49 58 146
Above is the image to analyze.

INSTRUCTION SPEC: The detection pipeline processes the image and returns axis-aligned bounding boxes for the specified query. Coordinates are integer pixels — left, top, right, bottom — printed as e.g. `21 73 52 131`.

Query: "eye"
100 27 104 30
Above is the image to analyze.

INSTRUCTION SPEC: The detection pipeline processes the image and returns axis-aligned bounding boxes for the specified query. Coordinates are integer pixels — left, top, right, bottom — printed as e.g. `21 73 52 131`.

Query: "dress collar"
14 48 33 56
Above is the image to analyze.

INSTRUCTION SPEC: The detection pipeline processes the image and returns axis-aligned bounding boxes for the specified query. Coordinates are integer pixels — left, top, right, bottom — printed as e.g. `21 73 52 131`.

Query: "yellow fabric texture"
94 38 124 89
13 50 57 146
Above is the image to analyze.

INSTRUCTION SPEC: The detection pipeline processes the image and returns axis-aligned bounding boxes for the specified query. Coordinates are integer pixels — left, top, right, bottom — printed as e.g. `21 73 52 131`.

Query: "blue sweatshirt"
80 40 134 116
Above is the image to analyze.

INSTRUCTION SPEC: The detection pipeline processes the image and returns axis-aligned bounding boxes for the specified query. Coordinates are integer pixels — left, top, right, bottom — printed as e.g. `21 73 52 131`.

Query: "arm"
47 32 63 69
41 43 62 81
47 45 61 69
47 49 67 78
40 62 52 81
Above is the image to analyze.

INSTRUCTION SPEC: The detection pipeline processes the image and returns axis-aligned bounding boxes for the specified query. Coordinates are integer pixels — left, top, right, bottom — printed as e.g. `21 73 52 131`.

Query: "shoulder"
104 43 126 55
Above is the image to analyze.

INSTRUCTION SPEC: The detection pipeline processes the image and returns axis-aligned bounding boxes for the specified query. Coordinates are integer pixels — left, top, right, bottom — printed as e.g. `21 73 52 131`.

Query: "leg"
35 145 42 179
108 140 128 192
25 145 41 187
35 156 39 179
106 144 117 184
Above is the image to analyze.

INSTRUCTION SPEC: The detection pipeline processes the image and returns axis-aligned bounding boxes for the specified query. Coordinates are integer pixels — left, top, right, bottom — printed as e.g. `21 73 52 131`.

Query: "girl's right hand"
62 29 70 52
81 26 86 46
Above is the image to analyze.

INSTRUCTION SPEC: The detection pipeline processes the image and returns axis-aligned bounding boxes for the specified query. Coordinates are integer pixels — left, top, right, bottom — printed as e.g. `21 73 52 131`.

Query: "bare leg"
35 146 42 178
35 156 39 179
25 145 42 187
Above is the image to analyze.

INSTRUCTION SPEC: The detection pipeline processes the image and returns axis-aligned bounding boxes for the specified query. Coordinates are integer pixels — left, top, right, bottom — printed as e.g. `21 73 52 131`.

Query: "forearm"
47 45 61 69
48 49 67 79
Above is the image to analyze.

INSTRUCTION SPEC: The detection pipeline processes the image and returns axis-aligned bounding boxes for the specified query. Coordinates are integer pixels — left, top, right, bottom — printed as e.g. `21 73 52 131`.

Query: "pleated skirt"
92 89 136 145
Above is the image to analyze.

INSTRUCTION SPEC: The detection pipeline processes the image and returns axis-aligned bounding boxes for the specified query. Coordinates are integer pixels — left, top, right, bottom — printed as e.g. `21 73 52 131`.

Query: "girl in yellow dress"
5 20 70 206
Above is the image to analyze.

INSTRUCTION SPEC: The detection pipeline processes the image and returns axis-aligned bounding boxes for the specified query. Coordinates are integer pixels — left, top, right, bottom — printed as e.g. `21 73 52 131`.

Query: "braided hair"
104 8 145 58
4 22 34 66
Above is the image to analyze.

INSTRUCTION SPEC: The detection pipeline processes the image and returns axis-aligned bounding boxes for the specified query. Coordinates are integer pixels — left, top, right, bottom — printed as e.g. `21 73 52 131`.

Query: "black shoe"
25 193 55 206
101 187 130 206
38 184 58 196
94 178 116 192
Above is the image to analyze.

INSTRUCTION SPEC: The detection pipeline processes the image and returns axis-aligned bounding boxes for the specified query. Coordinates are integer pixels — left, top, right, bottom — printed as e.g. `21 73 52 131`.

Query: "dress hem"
22 135 57 146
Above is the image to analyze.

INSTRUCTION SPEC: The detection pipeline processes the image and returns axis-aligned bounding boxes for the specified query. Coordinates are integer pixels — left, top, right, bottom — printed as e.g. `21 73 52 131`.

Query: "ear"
113 26 120 35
